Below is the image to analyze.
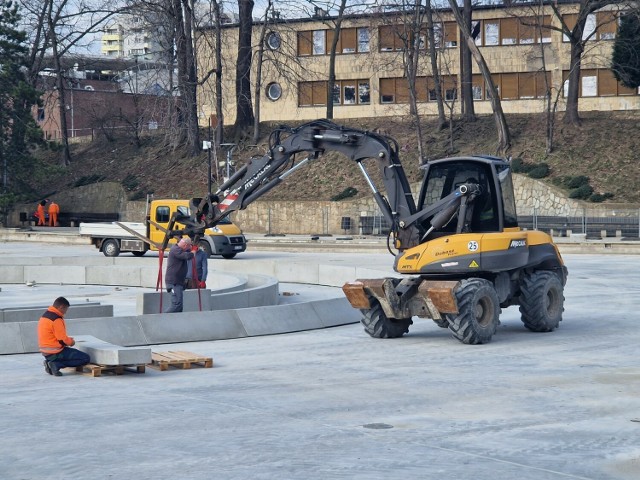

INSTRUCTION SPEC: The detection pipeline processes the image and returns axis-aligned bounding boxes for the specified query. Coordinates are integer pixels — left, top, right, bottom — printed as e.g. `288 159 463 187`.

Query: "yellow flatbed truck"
79 198 247 258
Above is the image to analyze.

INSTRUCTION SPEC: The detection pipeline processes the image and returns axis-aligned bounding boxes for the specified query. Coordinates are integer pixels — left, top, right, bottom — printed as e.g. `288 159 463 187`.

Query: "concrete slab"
137 289 213 314
0 323 25 354
85 265 143 287
64 316 149 348
73 335 151 365
23 265 86 284
309 297 362 327
1 304 113 323
237 303 324 336
138 310 248 344
0 266 25 284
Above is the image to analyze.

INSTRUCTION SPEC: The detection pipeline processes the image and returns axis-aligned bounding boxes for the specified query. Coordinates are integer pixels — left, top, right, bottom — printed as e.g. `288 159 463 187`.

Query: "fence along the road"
357 207 640 239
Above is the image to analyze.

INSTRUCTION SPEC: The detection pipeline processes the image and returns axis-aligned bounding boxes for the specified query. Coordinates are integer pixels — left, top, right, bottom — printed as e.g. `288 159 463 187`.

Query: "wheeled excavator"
162 119 568 344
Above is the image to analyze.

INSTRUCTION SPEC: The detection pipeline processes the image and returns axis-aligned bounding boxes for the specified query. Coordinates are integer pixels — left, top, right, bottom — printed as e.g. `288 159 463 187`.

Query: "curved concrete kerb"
0 255 362 355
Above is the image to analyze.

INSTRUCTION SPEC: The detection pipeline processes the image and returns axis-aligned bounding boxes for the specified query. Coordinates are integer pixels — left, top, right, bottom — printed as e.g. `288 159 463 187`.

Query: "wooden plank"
149 351 213 370
75 363 145 377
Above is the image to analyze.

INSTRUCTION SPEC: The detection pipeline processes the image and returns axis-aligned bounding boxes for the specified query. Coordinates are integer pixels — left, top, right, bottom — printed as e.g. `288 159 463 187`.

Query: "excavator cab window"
418 159 500 235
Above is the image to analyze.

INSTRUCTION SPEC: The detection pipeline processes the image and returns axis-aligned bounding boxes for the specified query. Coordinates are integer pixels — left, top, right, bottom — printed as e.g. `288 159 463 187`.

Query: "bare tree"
253 0 275 143
547 0 621 126
424 0 446 130
172 0 200 155
447 0 511 154
234 0 255 140
459 0 475 122
18 0 123 165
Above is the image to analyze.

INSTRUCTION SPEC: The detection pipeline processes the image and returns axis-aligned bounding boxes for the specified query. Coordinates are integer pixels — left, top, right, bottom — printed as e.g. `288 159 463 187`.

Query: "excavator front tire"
519 271 564 332
360 299 412 339
445 278 500 344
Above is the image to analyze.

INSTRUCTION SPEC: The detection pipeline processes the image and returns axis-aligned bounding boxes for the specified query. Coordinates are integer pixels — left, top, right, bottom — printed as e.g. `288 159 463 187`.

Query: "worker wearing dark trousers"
164 237 194 313
38 297 90 376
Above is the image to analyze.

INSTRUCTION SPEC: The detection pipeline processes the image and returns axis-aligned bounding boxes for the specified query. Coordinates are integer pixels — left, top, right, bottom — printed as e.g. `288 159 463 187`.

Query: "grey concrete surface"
1 242 640 479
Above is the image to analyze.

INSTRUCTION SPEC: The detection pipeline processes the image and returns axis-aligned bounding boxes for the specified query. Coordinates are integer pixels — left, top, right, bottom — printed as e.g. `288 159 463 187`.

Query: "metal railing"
358 207 640 239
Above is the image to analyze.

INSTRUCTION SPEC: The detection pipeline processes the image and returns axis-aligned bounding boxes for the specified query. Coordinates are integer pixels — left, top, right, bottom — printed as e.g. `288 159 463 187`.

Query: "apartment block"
197 1 639 127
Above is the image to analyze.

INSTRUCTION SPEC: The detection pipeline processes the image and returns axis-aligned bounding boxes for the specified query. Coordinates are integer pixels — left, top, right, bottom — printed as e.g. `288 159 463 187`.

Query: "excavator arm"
167 119 480 251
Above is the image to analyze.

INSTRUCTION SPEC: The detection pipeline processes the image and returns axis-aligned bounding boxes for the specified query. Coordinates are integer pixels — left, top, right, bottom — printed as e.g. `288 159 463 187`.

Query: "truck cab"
148 199 247 258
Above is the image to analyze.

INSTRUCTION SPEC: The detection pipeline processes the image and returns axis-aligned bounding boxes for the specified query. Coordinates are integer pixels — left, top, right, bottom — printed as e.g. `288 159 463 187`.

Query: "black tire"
132 250 146 257
102 239 120 257
445 278 500 344
360 299 412 339
222 253 237 259
519 271 564 332
198 240 212 257
432 318 450 328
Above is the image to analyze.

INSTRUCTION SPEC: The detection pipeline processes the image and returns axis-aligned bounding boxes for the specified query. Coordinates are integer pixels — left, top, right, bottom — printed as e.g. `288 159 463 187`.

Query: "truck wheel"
519 271 564 332
360 299 412 339
445 278 500 344
222 253 237 259
198 241 212 257
102 239 120 257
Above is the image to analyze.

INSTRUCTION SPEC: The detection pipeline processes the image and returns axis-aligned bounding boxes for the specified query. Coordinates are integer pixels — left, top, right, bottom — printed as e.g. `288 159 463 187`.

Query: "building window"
359 81 371 104
298 81 327 106
266 31 281 50
313 30 326 55
266 82 282 101
297 27 370 56
562 13 616 42
299 80 370 106
484 21 500 46
563 68 639 97
37 108 45 121
434 23 457 48
357 27 370 52
297 31 312 56
379 25 404 51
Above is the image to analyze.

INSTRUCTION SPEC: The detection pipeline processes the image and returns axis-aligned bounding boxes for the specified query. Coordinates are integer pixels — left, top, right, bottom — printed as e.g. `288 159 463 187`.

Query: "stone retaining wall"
7 177 639 235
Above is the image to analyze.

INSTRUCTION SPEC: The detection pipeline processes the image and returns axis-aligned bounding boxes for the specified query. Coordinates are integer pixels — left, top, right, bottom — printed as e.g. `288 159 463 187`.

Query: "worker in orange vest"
38 297 90 376
48 201 60 226
35 200 46 226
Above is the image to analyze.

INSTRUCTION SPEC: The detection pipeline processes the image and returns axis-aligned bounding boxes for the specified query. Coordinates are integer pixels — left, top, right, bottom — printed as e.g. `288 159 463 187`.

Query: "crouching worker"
38 297 90 376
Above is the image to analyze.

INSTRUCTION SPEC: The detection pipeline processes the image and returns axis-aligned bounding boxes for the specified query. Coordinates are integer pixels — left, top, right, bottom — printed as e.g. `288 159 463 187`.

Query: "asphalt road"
1 244 640 480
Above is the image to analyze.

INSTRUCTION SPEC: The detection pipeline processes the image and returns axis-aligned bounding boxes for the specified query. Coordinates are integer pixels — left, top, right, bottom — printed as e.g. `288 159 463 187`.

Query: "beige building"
197 2 639 127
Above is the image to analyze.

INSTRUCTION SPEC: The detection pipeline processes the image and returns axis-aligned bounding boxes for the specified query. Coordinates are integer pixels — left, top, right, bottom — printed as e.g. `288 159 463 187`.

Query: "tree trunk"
326 0 346 120
234 0 255 139
448 0 510 154
211 0 224 147
563 41 584 126
425 0 446 130
253 1 274 144
460 0 475 122
47 14 71 166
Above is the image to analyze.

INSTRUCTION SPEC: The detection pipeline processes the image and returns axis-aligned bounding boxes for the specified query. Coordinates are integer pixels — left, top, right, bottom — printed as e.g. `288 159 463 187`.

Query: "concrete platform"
1 241 640 479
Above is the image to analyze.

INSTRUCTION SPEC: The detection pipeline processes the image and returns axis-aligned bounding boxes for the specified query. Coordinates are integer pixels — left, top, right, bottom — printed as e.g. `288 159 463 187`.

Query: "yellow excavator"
162 119 567 344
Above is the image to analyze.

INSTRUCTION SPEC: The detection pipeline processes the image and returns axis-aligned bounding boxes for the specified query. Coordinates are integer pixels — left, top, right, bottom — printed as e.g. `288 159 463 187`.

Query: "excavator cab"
417 156 518 238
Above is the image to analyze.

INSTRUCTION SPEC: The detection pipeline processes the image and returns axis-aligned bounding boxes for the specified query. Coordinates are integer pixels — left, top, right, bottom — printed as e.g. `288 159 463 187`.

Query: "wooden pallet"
75 363 146 377
149 351 213 371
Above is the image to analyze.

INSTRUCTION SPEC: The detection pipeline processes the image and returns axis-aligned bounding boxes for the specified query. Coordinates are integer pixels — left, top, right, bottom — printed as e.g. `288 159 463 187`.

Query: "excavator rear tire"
445 278 500 344
519 271 564 332
360 299 412 339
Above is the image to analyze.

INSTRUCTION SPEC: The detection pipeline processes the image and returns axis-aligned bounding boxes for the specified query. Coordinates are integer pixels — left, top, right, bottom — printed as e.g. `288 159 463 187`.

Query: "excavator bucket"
343 278 460 319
